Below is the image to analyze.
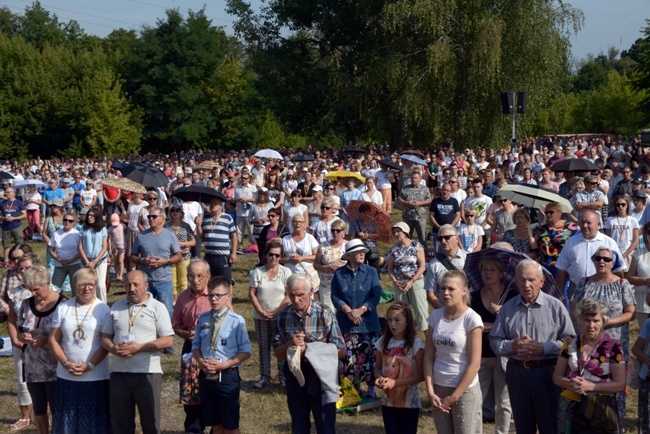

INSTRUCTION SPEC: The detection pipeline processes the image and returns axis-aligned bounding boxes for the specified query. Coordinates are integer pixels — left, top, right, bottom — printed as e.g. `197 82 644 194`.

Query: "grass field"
0 227 643 433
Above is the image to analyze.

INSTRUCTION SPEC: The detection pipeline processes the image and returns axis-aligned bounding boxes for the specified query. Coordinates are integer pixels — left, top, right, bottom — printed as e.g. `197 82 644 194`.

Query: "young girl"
458 207 484 253
374 303 424 434
108 213 126 281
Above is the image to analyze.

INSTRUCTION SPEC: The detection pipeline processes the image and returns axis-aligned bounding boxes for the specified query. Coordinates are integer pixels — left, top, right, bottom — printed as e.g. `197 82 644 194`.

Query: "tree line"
0 2 648 158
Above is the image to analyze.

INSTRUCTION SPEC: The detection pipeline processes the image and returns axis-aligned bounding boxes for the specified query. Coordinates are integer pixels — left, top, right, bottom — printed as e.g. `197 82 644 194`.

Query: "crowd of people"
0 133 649 433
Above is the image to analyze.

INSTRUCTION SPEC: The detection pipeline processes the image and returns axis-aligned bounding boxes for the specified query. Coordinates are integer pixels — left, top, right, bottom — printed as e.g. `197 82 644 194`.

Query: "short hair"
188 258 210 275
441 270 471 305
268 207 281 216
127 269 149 285
23 265 50 289
321 197 336 209
545 202 562 214
208 276 231 293
512 208 531 223
410 168 422 176
516 259 543 279
365 176 376 183
9 243 33 259
438 224 458 236
490 241 514 251
72 268 98 289
264 240 283 257
479 256 504 275
291 214 305 223
286 273 312 292
573 297 610 324
580 209 600 225
290 189 302 198
17 252 41 266
150 206 165 215
331 218 348 233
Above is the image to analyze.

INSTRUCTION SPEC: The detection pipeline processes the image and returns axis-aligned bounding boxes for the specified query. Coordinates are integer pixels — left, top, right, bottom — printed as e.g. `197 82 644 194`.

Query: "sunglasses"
499 199 508 203
326 187 335 190
593 255 613 263
545 210 556 215
63 218 75 223
588 182 598 185
615 203 627 207
437 235 455 241
147 215 163 220
267 253 281 258
331 228 344 233
466 214 475 218
321 206 331 210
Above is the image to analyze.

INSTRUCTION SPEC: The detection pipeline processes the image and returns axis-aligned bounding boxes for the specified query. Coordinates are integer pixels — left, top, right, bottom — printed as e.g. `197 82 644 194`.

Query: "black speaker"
501 92 514 114
517 91 527 114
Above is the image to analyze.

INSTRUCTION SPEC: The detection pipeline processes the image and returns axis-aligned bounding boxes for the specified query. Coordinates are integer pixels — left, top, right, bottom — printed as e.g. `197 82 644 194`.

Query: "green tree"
632 19 650 123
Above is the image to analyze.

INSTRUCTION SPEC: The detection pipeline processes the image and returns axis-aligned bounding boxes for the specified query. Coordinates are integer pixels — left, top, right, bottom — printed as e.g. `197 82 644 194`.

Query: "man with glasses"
172 259 213 434
198 195 237 282
232 172 257 247
101 270 174 434
130 206 182 317
192 276 251 434
423 224 466 309
570 174 607 223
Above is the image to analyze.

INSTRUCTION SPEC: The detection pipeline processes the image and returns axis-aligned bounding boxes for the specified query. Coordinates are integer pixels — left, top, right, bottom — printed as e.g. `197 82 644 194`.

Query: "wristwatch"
87 361 96 370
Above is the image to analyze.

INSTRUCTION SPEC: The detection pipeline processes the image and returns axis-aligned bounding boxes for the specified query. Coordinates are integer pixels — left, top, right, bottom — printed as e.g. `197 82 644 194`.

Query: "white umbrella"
14 179 45 189
498 184 573 213
254 149 283 160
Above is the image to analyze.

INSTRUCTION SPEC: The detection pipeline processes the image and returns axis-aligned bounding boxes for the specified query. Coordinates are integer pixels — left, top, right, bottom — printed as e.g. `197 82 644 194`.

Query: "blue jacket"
331 263 382 334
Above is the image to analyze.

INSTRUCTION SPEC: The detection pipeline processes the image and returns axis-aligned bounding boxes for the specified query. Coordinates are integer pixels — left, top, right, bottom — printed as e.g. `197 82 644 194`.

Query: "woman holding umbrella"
534 202 580 278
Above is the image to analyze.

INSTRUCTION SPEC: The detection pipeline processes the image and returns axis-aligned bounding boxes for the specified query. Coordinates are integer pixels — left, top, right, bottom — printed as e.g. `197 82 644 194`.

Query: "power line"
129 0 233 23
3 3 120 30
15 0 140 27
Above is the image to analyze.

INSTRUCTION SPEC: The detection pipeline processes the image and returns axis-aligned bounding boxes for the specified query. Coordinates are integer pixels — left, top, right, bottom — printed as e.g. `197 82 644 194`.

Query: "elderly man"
130 206 182 317
172 259 212 434
192 276 252 434
490 260 575 434
0 186 27 261
555 210 625 301
570 174 607 223
198 195 237 282
398 169 432 248
273 274 346 434
101 270 175 434
423 224 466 309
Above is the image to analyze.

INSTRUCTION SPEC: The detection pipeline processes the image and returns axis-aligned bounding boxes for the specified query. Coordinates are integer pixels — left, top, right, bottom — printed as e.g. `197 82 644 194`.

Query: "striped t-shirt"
202 213 236 256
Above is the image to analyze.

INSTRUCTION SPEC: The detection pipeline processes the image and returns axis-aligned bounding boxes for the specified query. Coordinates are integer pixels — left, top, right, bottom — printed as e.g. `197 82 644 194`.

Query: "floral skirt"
339 331 380 396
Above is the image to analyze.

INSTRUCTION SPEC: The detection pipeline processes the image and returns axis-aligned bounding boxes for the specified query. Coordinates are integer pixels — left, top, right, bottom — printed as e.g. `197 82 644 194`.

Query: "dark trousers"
109 372 161 434
506 364 559 434
191 235 202 259
284 362 336 434
181 340 205 434
204 254 232 282
381 406 420 434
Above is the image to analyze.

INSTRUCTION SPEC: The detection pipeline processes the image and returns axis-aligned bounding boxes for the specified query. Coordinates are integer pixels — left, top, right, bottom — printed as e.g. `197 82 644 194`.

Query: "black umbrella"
551 158 599 173
111 162 128 171
344 147 368 154
291 154 316 162
0 171 15 180
120 162 169 188
378 159 403 171
172 185 227 203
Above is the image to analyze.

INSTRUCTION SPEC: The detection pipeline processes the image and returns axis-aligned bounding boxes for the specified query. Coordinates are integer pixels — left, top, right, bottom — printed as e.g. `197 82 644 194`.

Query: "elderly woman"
4 253 40 431
17 265 66 434
501 208 538 255
257 208 290 265
281 214 319 290
387 222 428 332
49 211 82 293
534 202 580 278
571 246 635 420
78 207 109 301
331 239 383 399
314 219 348 311
553 298 625 433
250 189 274 243
311 197 340 244
49 268 111 434
628 221 650 329
164 204 196 303
425 270 483 434
469 256 515 434
249 240 292 389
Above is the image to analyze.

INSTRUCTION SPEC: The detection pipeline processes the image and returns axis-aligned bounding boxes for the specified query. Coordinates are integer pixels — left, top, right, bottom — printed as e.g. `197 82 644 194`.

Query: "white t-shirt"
251 167 266 188
450 189 467 207
311 217 341 244
281 234 320 274
427 308 483 388
49 228 81 265
248 265 292 320
458 223 485 253
51 298 111 381
362 190 384 207
182 201 203 232
604 215 639 253
127 201 149 231
284 204 308 232
462 195 492 226
375 170 395 189
80 189 97 206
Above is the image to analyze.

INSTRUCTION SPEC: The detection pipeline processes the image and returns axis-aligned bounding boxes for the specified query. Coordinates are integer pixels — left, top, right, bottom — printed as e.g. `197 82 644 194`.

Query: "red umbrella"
345 200 394 243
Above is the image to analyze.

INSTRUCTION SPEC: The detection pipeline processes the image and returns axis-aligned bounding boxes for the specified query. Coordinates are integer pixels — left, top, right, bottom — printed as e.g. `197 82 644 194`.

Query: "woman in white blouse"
361 176 384 207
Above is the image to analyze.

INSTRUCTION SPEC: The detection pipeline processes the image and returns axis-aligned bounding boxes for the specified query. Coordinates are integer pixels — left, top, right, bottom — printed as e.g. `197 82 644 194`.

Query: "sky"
2 0 648 62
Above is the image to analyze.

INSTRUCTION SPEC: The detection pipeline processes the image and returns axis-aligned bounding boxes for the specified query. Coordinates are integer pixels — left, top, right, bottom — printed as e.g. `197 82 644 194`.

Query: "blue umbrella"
399 154 427 166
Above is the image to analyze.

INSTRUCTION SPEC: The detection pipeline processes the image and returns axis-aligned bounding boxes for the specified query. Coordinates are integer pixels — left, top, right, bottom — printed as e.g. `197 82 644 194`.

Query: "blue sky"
3 0 648 62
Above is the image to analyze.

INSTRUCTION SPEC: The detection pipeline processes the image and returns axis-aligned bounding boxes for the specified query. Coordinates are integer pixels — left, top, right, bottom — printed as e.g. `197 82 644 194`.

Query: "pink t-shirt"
108 223 126 250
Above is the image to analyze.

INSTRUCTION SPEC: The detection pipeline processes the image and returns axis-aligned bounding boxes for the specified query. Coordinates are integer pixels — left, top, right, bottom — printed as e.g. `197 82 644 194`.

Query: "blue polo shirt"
192 309 252 363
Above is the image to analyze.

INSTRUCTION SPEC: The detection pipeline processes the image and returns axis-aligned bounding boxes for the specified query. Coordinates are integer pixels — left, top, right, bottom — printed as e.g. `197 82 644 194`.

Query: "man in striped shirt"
198 195 237 282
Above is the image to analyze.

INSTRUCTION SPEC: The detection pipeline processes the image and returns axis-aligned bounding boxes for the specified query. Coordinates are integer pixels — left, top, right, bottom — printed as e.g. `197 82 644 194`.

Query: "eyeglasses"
449 181 457 184
466 214 475 217
587 182 598 185
293 221 305 224
499 199 508 203
615 203 627 207
187 273 207 280
16 266 31 272
443 172 450 175
437 235 455 241
208 293 230 300
331 228 344 233
326 187 335 190
267 253 281 258
242 177 250 180
268 214 279 218
147 215 163 220
593 255 613 263
321 206 331 210
170 208 181 213
147 196 157 200
78 282 96 289
545 211 556 215
63 218 75 223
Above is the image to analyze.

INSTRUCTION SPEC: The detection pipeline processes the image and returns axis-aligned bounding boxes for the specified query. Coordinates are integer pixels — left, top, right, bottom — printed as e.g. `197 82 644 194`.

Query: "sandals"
9 419 30 431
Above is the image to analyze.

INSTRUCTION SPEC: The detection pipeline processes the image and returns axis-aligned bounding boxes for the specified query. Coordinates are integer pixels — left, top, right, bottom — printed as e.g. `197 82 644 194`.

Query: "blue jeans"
148 281 173 316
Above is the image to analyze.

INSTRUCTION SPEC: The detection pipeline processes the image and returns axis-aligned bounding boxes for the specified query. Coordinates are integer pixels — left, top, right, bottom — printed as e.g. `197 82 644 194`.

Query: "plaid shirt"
272 301 345 350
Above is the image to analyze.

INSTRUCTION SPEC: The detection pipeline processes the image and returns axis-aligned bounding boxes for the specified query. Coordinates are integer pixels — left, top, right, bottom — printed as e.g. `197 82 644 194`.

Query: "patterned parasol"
345 200 394 243
100 177 147 194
